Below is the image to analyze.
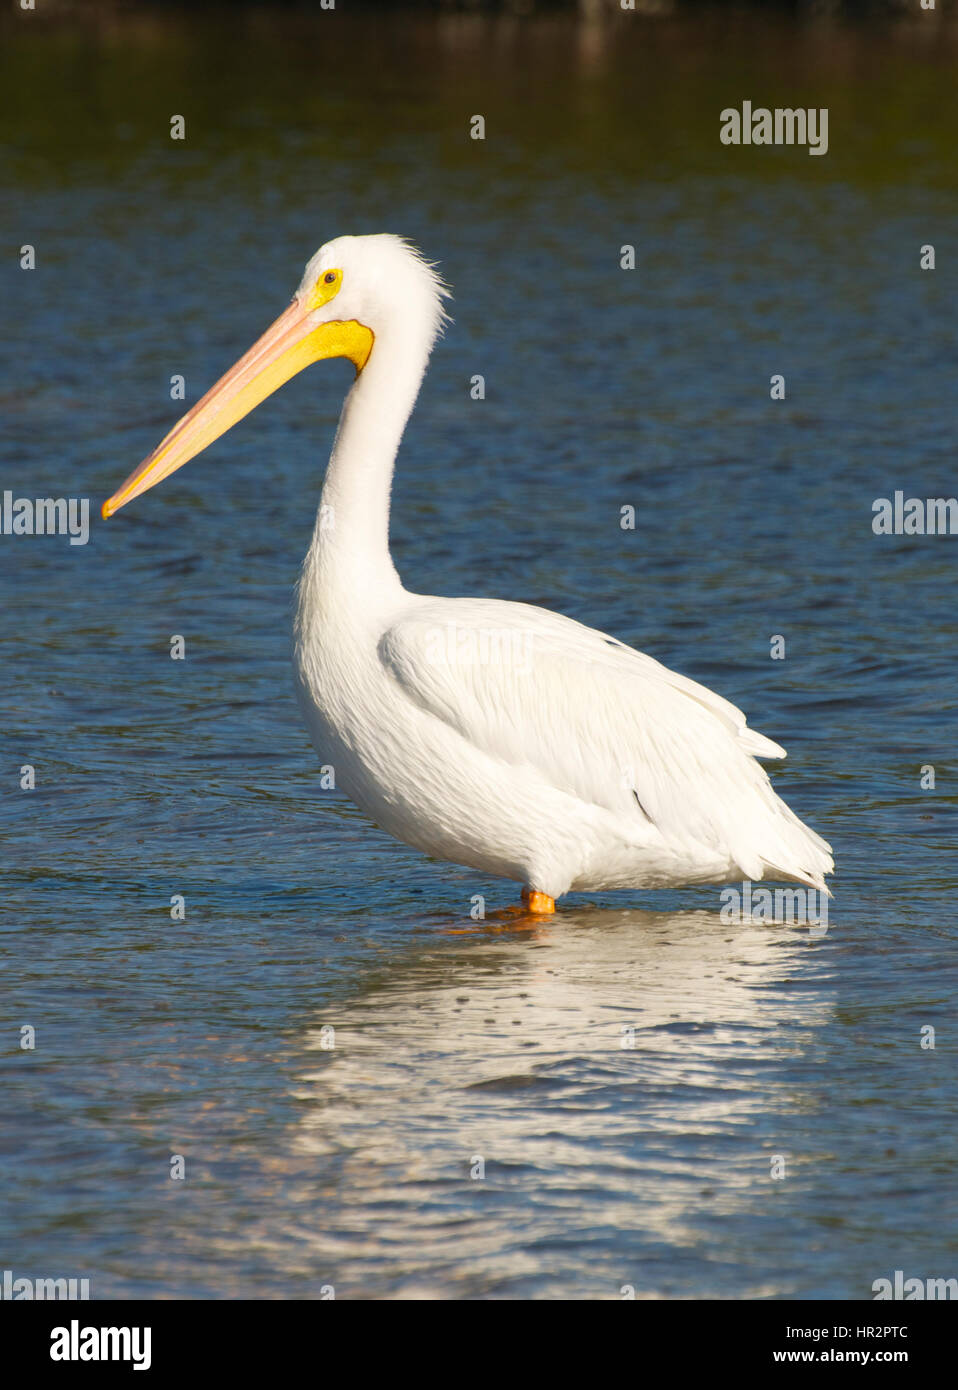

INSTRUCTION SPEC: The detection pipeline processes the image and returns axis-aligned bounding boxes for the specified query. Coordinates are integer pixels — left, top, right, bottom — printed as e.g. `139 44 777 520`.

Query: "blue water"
2 8 956 1298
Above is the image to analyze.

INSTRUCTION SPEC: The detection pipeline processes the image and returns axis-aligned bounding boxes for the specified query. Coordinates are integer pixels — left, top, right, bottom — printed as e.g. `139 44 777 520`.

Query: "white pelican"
103 235 833 915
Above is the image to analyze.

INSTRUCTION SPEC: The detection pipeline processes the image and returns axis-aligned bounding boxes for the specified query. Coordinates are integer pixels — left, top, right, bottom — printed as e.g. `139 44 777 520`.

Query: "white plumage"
104 233 833 907
291 236 833 901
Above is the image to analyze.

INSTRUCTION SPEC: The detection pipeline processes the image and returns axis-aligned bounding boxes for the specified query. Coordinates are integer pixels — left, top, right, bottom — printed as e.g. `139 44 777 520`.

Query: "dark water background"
1 4 956 1298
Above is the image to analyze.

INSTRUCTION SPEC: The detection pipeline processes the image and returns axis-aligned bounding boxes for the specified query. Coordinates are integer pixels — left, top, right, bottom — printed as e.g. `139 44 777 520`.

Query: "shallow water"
2 5 957 1298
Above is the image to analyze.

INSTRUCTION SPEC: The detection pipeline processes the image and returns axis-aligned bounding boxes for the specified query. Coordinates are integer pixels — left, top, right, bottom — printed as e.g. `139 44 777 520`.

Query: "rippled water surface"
2 5 957 1298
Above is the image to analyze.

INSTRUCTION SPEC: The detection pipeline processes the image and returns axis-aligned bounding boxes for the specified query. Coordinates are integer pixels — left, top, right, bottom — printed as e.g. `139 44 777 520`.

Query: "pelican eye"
307 267 343 310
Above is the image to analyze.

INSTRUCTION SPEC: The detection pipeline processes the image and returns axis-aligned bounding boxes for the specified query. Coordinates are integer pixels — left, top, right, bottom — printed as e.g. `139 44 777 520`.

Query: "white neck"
302 324 432 612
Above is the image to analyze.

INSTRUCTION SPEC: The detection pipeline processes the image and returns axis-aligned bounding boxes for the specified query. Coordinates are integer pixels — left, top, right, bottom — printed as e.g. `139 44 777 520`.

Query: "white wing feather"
379 597 832 890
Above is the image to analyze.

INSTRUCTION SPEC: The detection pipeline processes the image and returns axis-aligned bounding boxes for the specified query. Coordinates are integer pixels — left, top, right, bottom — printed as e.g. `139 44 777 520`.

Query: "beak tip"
101 499 115 520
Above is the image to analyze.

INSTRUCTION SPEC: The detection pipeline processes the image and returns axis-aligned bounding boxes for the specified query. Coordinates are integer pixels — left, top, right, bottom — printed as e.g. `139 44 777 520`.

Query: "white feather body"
290 235 833 899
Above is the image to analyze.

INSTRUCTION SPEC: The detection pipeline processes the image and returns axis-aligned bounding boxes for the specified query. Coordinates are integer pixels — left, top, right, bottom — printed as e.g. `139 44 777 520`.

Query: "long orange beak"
101 302 373 518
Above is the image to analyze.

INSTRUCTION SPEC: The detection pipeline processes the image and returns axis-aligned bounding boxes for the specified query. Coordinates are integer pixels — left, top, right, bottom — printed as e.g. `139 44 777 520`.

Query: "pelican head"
101 234 448 519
